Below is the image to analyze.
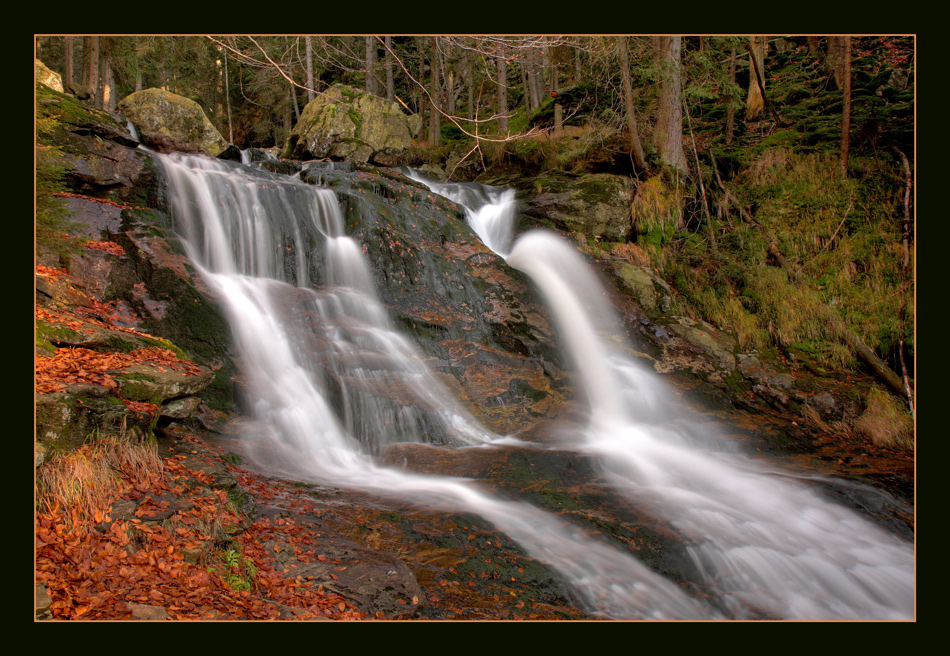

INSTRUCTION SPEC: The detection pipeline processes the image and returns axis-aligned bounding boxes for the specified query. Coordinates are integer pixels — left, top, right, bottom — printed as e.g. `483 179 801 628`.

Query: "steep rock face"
36 84 155 203
283 85 422 164
118 88 227 157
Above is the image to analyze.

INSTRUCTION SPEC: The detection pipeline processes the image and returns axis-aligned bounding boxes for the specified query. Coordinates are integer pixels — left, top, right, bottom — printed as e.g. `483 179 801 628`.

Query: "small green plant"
209 548 258 592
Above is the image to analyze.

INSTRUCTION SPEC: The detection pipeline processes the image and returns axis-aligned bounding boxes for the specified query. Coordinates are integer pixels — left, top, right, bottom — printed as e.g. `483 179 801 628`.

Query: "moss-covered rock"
519 172 634 241
118 88 227 157
284 84 421 164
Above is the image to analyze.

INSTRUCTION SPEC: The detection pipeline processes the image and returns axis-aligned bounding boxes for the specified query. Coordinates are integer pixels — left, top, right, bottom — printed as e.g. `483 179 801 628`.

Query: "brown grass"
853 388 914 448
37 432 165 527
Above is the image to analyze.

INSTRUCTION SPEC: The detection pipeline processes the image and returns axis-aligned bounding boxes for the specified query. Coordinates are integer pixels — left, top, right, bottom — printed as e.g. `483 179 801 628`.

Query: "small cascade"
402 168 518 257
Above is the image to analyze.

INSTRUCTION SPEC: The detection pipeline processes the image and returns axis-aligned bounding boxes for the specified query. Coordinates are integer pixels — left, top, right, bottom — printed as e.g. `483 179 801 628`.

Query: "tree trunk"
745 36 766 120
840 35 851 176
91 37 102 109
826 36 845 89
65 36 74 87
725 45 737 145
496 42 508 135
807 36 822 54
528 46 542 111
428 37 441 147
365 36 377 95
102 56 115 111
305 36 314 103
617 37 647 170
384 35 394 102
654 36 687 172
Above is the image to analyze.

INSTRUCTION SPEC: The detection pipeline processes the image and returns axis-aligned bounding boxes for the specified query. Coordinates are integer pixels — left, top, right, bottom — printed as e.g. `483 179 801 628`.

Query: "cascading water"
411 169 915 620
155 149 913 620
156 152 716 620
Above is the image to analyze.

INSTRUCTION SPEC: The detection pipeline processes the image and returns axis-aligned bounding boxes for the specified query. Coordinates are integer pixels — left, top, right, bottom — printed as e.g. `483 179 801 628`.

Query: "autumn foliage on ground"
35 433 365 620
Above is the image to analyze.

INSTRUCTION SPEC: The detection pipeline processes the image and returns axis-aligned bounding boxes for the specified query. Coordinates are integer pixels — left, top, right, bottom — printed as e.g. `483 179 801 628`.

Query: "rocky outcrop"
36 59 63 92
516 172 635 241
36 84 155 204
118 88 227 157
283 84 422 164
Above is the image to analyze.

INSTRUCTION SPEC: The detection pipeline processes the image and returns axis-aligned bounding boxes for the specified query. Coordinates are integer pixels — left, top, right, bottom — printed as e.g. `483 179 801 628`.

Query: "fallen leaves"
36 437 365 621
35 345 202 396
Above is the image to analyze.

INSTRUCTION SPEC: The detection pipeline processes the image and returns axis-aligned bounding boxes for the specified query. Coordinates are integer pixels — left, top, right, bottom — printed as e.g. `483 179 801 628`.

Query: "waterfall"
156 152 715 620
413 170 915 621
157 152 913 620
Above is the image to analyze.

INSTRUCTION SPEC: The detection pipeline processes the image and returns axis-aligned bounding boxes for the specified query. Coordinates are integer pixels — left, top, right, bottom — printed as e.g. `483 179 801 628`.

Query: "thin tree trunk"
65 36 74 87
807 36 822 54
428 37 441 147
365 36 377 95
102 56 115 111
725 45 737 145
685 100 715 250
305 36 314 103
91 37 102 108
290 78 300 123
618 37 647 170
496 41 508 135
81 37 90 88
384 35 394 102
224 48 233 143
655 36 687 172
840 35 851 176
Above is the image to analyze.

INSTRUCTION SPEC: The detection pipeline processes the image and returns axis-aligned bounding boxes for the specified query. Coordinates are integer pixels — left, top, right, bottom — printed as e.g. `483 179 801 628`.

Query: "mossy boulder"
520 172 634 241
283 84 422 164
118 88 227 157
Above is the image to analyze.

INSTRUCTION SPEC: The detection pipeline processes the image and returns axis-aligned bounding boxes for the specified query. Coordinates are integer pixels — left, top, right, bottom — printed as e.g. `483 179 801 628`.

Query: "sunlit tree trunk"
745 36 766 120
654 36 687 172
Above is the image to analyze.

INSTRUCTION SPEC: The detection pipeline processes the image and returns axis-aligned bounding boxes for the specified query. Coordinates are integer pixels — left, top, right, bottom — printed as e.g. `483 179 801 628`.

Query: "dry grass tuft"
37 432 165 527
853 388 914 448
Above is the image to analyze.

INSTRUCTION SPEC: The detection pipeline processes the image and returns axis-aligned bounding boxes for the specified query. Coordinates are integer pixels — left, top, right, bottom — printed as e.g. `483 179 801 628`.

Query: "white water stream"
157 153 914 620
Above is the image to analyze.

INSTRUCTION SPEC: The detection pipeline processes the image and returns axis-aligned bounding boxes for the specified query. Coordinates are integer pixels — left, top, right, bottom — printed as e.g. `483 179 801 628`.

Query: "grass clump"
36 431 164 528
853 387 914 448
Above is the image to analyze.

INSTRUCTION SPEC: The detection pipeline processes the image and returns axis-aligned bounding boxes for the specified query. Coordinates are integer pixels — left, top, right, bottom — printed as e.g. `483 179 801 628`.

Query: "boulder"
283 84 421 163
118 88 227 157
521 172 634 241
35 59 63 92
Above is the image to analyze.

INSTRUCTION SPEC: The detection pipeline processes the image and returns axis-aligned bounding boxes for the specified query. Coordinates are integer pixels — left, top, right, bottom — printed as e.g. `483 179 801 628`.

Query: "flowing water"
157 154 914 620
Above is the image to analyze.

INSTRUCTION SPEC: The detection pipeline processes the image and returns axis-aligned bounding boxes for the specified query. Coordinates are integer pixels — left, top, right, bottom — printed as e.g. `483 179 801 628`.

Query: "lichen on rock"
118 88 227 157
